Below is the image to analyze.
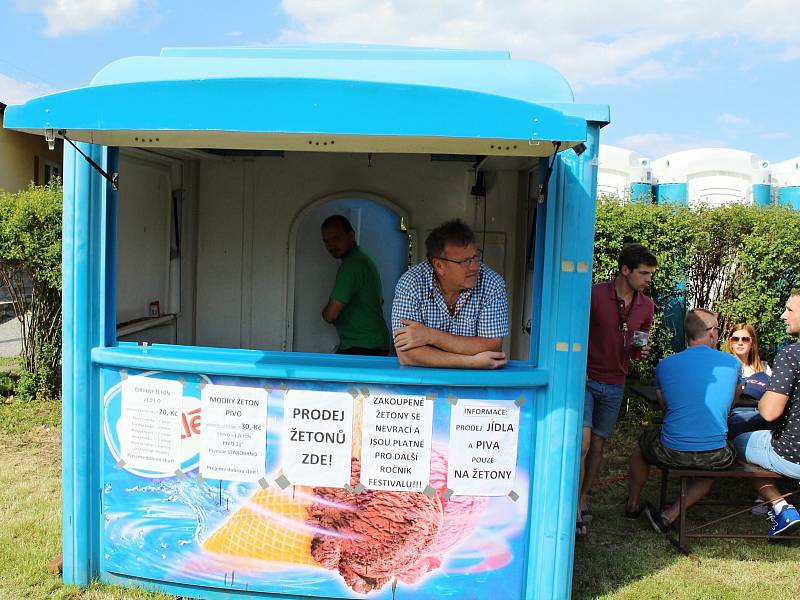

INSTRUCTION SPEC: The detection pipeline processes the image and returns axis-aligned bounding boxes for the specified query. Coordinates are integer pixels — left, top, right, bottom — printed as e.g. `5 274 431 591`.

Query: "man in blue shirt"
391 219 508 369
624 308 740 531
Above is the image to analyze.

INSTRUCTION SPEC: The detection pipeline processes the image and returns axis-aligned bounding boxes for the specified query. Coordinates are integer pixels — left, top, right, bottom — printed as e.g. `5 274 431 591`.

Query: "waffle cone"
203 486 316 567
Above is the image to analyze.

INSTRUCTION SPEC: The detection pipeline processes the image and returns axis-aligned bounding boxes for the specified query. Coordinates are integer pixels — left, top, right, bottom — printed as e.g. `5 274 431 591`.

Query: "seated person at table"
734 290 800 536
727 323 773 379
725 323 774 439
624 309 740 532
391 219 508 369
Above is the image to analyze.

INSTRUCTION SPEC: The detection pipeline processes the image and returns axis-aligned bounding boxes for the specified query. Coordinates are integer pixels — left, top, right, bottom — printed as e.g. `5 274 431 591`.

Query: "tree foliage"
0 180 62 400
594 198 800 381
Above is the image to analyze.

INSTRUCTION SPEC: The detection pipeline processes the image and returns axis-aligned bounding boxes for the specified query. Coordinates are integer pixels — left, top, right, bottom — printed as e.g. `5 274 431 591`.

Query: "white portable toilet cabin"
772 156 800 209
596 144 652 203
651 148 772 207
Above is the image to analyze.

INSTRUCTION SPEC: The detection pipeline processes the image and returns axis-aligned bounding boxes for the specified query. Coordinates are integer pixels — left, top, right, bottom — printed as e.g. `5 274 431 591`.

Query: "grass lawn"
573 416 800 599
0 355 21 371
1 397 798 599
0 399 171 600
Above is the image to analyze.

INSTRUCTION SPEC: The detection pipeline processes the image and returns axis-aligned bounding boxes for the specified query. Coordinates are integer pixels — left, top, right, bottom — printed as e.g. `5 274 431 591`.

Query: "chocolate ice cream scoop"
307 458 443 593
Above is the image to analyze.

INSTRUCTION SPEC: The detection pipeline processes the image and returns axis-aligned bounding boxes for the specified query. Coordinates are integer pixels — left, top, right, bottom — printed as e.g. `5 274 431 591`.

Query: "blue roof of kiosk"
4 45 609 156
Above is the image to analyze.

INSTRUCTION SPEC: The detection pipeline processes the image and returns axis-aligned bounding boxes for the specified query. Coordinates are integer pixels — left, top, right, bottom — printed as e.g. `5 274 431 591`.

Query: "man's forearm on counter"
397 345 477 368
428 330 502 355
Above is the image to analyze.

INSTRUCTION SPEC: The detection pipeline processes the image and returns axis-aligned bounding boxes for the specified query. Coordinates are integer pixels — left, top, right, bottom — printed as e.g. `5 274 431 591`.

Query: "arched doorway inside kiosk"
288 195 410 354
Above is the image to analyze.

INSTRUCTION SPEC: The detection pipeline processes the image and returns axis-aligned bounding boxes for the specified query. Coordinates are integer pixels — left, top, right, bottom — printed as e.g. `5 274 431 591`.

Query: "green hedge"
0 180 62 400
593 199 800 381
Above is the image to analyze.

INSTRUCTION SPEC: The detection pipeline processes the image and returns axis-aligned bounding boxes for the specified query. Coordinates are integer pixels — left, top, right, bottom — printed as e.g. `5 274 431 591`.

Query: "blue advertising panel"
100 368 534 599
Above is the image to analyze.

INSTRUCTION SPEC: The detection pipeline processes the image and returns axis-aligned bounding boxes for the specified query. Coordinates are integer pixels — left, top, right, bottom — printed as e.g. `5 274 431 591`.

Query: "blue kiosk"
5 46 608 600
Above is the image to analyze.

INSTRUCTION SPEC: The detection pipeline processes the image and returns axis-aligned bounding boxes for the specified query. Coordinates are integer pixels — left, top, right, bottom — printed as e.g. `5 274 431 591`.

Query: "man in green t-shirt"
320 215 390 356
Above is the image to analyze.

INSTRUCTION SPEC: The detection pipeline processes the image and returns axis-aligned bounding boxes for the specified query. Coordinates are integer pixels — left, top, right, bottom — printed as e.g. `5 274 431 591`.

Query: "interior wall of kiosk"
116 149 539 361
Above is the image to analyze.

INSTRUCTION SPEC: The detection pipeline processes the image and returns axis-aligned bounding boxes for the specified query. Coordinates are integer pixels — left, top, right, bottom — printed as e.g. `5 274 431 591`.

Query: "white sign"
447 399 520 496
200 384 268 482
119 376 183 473
360 394 433 492
282 390 354 487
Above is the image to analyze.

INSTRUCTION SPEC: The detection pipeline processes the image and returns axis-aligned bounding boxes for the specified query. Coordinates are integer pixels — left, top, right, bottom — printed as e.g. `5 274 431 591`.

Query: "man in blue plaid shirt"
391 219 509 369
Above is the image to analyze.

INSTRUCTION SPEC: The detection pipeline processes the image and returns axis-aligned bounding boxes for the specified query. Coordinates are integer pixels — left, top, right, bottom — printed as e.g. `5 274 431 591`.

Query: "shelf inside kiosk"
114 147 545 364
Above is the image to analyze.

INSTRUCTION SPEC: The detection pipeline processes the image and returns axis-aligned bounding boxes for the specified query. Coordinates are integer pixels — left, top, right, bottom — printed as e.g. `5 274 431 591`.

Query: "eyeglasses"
730 336 752 343
436 250 483 268
706 325 720 332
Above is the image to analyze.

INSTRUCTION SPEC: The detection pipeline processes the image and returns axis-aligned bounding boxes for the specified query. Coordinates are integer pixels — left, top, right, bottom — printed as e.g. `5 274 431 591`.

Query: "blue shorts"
583 379 625 439
733 429 800 479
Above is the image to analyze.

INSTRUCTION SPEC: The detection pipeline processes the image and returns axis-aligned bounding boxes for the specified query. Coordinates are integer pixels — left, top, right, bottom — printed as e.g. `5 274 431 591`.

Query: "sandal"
624 504 644 519
623 497 645 519
643 501 674 534
575 519 588 537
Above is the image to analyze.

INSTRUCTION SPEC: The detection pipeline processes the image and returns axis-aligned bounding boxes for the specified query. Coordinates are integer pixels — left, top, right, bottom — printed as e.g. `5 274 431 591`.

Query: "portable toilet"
4 46 609 600
652 148 771 208
773 156 800 209
596 144 652 204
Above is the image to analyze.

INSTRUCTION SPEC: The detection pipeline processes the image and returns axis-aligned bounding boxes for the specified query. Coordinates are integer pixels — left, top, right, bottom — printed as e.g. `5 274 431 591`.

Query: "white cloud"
593 59 698 87
18 0 139 36
616 132 726 159
278 0 800 87
0 72 53 105
718 112 750 126
780 46 800 61
760 131 791 141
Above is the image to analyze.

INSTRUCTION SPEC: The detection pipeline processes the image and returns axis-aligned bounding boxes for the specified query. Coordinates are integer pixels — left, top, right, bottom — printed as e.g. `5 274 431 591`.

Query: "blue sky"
1 0 798 162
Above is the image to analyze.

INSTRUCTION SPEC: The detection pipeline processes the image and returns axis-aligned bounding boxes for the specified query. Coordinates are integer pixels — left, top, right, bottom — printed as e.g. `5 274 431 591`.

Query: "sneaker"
768 504 800 537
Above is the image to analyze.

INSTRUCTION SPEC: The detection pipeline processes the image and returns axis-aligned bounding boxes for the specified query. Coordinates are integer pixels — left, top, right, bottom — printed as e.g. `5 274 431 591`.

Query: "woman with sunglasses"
726 323 773 440
726 324 772 378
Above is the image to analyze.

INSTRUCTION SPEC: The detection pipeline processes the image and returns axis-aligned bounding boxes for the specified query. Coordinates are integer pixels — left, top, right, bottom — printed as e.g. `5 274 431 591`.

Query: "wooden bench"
628 384 662 424
658 462 800 557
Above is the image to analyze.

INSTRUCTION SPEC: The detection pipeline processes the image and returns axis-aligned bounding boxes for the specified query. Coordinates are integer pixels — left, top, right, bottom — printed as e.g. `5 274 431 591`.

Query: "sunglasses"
730 336 752 343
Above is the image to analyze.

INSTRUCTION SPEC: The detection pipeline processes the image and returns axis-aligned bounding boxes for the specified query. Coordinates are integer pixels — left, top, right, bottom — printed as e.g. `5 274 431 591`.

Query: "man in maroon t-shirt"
577 243 656 535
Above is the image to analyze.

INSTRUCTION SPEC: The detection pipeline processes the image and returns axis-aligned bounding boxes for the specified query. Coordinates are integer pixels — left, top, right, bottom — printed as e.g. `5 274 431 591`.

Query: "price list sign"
360 394 433 492
282 390 354 487
200 384 268 482
119 376 183 473
447 399 520 496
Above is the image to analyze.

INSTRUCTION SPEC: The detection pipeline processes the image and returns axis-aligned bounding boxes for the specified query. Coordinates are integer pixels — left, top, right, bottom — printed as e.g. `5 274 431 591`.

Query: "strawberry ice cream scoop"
397 444 488 583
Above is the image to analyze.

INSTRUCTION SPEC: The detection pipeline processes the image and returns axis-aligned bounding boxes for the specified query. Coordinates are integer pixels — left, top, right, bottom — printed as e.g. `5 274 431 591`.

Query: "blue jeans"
733 429 800 479
727 407 774 440
584 379 625 439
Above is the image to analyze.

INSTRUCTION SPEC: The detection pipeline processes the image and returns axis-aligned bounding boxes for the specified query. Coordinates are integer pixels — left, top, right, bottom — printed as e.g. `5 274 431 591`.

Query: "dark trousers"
727 407 775 440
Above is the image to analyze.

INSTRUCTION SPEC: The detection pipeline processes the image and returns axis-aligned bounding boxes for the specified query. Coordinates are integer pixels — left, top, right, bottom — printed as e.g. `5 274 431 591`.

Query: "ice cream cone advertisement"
101 369 532 599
